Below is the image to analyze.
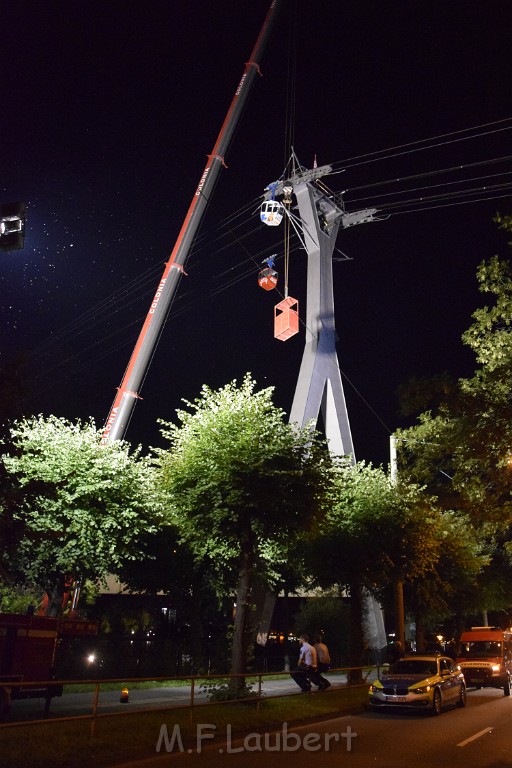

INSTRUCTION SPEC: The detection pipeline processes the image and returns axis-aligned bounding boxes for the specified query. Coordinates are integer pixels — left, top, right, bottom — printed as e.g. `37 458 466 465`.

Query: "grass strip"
0 685 368 767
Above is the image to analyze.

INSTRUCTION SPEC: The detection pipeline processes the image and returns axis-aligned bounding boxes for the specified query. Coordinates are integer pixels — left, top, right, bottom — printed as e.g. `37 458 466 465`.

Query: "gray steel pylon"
288 175 387 657
289 180 354 460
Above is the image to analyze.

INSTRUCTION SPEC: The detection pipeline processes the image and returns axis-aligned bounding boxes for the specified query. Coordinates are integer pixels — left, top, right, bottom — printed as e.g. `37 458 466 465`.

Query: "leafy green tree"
0 581 41 613
292 596 350 665
1 415 164 615
304 462 442 671
398 222 512 525
396 218 512 623
401 512 487 648
155 375 331 687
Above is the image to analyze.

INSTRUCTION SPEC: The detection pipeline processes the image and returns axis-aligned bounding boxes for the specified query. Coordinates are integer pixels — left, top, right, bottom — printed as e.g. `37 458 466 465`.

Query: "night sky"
1 0 512 464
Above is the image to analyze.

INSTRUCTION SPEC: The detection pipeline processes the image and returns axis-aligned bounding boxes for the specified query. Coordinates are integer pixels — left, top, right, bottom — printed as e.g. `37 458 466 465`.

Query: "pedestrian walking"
314 633 331 690
290 634 321 692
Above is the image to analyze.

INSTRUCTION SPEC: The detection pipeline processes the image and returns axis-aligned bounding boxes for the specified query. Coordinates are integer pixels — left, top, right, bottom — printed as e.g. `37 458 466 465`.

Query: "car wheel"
431 688 442 716
504 676 510 696
456 682 466 707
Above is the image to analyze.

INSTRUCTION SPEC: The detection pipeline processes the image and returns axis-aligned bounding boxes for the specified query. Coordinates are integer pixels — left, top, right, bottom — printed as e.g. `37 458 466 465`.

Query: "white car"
368 655 466 715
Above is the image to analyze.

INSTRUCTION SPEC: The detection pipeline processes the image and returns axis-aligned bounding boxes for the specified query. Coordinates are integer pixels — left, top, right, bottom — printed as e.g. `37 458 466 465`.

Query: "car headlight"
491 665 501 672
369 682 383 692
411 684 431 694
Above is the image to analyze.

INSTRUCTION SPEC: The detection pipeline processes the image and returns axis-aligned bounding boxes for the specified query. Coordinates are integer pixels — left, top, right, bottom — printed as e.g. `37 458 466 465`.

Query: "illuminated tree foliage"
156 375 331 684
398 219 512 525
1 415 164 615
396 217 512 620
304 461 445 665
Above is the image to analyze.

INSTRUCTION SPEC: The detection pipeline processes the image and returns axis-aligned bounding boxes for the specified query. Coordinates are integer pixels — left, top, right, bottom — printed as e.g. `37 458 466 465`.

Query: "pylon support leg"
289 181 354 459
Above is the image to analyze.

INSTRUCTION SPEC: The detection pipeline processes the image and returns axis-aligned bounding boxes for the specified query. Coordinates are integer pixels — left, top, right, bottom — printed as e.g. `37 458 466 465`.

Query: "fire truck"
456 626 512 695
0 612 98 718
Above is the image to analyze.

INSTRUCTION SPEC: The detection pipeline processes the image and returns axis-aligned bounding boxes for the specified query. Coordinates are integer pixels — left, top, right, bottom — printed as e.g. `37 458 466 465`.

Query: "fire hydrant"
120 687 129 704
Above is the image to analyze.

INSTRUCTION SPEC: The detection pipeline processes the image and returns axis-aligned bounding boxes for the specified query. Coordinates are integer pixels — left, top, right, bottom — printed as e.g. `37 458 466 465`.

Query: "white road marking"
457 727 493 747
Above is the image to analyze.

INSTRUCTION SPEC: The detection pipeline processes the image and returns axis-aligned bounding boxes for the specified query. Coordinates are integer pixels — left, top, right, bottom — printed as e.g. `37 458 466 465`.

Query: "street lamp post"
390 435 406 651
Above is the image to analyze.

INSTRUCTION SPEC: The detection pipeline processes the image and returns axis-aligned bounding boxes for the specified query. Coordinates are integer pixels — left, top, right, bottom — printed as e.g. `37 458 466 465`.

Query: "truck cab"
456 626 512 696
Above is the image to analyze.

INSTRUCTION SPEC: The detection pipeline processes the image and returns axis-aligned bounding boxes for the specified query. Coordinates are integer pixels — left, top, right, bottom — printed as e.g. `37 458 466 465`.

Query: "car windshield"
459 641 501 658
387 659 437 677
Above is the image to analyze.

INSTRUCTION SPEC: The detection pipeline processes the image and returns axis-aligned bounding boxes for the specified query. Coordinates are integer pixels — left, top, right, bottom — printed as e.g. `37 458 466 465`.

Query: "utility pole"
390 434 405 651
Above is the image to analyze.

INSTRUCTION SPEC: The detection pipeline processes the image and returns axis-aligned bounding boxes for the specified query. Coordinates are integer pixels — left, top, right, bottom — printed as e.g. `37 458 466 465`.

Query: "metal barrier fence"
0 665 384 741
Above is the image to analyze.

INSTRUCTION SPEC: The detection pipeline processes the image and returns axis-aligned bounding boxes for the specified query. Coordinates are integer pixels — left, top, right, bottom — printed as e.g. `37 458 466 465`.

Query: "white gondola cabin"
260 200 284 227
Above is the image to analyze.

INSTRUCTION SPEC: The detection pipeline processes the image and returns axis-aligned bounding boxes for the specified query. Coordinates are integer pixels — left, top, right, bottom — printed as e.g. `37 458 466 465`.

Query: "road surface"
118 687 512 768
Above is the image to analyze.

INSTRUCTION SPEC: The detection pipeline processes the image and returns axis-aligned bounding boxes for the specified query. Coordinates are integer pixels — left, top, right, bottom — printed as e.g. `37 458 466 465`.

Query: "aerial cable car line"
28 125 511 393
29 178 509 406
345 179 512 212
189 126 512 262
368 181 512 213
385 191 512 218
193 148 512 258
30 226 290 377
329 117 512 173
202 223 267 259
347 169 512 206
100 0 281 444
27 263 167 362
331 174 512 217
33 168 508 379
36 117 512 357
188 197 264 251
28 162 509 374
27 139 511 381
330 116 512 170
28 254 169 356
344 154 512 194
199 154 511 262
61 168 511 349
338 174 512 212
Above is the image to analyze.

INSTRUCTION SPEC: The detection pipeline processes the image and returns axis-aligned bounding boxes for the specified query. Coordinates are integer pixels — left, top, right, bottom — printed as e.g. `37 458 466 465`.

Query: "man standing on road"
314 633 332 690
290 634 320 692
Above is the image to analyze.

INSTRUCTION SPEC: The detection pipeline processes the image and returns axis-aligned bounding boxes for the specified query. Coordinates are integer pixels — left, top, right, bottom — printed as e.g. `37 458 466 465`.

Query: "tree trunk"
230 538 253 693
415 610 426 653
188 580 205 673
395 578 405 648
45 573 66 617
281 591 291 672
348 578 364 684
454 612 465 655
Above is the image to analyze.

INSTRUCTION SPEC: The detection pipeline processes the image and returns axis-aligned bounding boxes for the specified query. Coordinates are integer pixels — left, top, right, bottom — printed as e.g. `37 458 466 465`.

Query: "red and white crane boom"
101 1 281 444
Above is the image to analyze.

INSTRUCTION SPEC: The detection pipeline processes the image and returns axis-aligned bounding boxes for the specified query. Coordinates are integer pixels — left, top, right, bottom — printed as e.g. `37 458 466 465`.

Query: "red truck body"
0 612 98 717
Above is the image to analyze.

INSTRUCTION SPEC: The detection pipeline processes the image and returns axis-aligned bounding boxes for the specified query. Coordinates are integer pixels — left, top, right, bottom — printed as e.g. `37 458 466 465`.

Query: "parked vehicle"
0 612 98 718
368 654 466 715
456 626 512 696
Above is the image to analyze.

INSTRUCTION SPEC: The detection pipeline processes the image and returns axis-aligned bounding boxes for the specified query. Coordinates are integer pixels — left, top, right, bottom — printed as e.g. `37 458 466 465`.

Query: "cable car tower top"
261 159 378 459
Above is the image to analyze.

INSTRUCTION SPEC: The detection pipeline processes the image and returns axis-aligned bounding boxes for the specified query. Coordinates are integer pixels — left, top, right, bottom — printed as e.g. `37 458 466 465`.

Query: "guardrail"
0 664 385 741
